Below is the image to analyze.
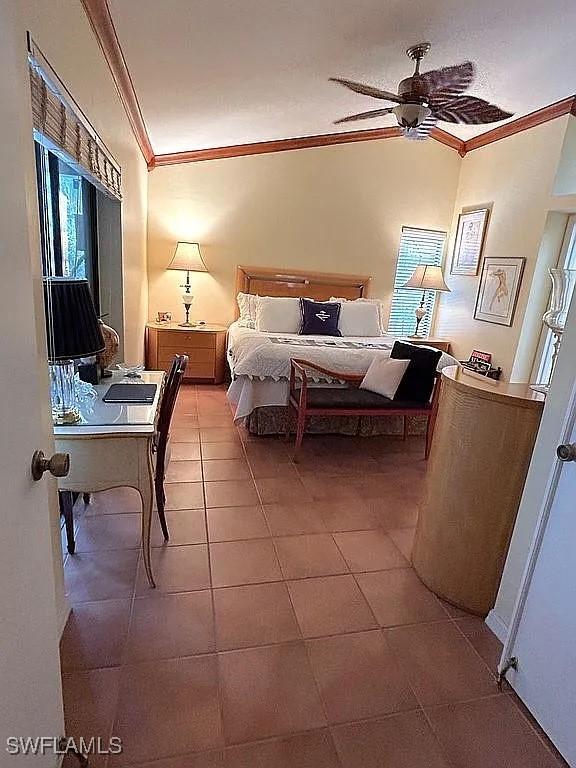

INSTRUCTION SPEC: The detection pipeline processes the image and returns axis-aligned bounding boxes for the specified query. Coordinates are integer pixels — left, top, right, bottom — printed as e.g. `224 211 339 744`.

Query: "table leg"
139 446 156 588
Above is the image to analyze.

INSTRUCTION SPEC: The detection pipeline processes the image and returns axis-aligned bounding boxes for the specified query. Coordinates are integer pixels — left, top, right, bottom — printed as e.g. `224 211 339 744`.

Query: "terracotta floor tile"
62 667 121 768
334 530 408 572
214 582 300 650
201 428 242 443
60 599 131 671
84 487 142 516
198 413 235 427
455 616 503 675
165 482 205 510
244 441 292 464
74 513 141 552
203 459 251 481
362 497 420 530
126 591 214 661
437 598 472 618
205 480 259 508
207 506 269 542
426 695 564 768
224 730 340 768
288 575 377 638
210 539 282 587
263 503 327 536
170 443 202 461
275 534 348 579
315 499 381 532
388 527 415 561
202 442 245 460
114 656 222 763
387 621 498 706
219 642 326 744
300 474 363 501
64 550 139 602
165 460 203 483
171 427 201 443
255 476 313 505
135 544 210 595
332 710 451 768
248 459 301 480
152 509 207 546
112 753 223 768
355 569 446 627
307 630 417 723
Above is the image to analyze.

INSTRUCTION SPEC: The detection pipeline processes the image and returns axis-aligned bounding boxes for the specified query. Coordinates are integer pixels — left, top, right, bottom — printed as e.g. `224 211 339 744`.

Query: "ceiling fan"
330 43 513 139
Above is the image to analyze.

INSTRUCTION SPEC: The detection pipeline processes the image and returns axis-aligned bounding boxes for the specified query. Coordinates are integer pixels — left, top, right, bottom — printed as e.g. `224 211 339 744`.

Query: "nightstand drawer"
158 348 215 365
157 360 216 379
159 330 215 349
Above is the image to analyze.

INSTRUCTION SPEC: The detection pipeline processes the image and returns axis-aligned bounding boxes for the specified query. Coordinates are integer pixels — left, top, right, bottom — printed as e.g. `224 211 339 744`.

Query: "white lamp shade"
403 265 450 292
167 242 208 272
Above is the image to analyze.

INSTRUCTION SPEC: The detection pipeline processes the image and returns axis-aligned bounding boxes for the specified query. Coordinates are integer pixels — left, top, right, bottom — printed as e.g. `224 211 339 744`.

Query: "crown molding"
152 126 408 167
80 0 154 166
461 96 576 155
430 127 465 156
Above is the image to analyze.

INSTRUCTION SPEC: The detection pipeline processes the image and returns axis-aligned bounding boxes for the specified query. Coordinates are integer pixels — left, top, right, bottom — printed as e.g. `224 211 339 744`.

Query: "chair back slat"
157 355 188 454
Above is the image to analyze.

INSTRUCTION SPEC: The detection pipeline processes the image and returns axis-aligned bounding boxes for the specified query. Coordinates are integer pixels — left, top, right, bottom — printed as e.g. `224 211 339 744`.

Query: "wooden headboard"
235 266 371 317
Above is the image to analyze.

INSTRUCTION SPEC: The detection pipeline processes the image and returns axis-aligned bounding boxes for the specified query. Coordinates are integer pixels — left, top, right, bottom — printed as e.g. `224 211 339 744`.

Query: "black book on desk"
103 383 157 404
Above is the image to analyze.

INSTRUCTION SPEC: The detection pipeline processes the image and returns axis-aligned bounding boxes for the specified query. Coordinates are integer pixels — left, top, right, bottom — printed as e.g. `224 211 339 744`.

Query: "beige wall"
21 0 149 363
433 117 569 378
147 138 461 325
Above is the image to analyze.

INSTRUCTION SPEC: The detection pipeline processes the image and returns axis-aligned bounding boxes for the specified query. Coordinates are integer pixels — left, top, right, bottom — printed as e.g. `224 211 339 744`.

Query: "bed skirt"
244 405 428 437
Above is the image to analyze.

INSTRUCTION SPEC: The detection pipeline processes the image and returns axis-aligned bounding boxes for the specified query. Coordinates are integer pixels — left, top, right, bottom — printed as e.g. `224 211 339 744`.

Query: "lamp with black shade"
402 265 450 337
166 242 208 327
43 277 105 424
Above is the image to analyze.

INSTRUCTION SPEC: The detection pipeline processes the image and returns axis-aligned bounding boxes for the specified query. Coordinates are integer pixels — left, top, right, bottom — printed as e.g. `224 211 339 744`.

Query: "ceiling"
108 0 576 155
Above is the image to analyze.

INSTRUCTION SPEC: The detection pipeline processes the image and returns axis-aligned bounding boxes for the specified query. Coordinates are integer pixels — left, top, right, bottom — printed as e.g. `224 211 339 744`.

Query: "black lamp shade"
43 277 105 361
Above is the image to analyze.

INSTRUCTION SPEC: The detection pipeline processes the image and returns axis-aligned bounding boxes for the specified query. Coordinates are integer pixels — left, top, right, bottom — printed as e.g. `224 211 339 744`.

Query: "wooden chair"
153 354 188 540
287 358 440 460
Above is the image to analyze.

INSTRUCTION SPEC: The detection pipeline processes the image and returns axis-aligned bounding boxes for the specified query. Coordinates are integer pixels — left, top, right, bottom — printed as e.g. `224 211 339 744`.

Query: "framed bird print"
474 256 525 326
451 206 491 275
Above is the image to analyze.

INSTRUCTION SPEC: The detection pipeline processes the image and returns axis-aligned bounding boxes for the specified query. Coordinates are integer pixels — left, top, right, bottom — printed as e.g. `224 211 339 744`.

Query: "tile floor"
60 384 567 768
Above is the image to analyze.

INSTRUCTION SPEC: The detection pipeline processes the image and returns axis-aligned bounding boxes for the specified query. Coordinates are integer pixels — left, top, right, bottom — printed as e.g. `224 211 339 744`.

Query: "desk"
54 371 164 588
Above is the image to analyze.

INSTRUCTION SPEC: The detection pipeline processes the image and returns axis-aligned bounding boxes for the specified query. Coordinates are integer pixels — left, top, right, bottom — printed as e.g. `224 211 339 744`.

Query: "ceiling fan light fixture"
392 103 432 129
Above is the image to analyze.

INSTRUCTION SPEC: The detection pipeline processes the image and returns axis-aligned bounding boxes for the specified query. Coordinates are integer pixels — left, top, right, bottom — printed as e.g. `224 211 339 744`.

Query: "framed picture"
451 206 490 275
474 256 525 326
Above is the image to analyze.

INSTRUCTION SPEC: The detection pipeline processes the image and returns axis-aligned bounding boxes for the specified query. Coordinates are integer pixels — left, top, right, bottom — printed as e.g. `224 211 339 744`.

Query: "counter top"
441 365 545 409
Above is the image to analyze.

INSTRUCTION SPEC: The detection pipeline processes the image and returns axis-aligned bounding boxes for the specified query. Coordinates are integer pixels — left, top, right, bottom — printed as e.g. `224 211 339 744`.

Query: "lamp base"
178 321 198 328
49 360 81 425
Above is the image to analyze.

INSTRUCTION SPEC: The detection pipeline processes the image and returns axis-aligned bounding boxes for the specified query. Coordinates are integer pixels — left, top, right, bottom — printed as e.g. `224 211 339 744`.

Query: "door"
501 314 576 763
0 1 66 765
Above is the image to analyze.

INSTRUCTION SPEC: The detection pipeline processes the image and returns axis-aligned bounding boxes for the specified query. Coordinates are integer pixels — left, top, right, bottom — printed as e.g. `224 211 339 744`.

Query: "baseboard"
485 609 509 644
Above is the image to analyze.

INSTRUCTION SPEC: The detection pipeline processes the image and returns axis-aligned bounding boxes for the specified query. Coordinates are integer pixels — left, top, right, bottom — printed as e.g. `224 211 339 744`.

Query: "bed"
227 265 457 436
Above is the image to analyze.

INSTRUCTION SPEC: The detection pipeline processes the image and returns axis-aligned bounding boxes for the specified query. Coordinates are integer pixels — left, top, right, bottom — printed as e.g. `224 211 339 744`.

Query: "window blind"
387 227 447 336
28 39 121 201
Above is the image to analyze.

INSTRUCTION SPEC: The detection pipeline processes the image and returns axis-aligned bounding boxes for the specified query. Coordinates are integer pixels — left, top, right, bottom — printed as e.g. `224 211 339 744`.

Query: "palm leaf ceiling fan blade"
433 96 514 124
329 77 402 103
422 62 476 103
334 107 395 124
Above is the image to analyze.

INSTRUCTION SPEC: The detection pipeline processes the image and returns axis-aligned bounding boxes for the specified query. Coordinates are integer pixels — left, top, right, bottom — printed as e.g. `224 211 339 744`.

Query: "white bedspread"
227 321 456 382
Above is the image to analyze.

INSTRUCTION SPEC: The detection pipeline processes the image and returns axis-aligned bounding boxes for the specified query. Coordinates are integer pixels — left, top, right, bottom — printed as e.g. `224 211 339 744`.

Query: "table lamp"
167 242 208 327
43 277 105 424
402 265 450 337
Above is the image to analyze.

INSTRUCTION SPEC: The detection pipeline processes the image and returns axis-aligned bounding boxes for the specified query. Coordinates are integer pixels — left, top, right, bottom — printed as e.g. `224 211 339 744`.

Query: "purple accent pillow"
299 299 342 336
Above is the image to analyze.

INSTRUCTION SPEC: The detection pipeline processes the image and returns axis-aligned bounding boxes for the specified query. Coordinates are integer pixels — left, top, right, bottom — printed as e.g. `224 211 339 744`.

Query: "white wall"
21 0 149 363
433 117 570 379
147 138 461 325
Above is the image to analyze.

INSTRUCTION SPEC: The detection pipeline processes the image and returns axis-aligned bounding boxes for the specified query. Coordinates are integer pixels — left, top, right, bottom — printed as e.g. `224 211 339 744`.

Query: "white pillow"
237 292 257 323
360 357 410 399
338 301 381 337
331 297 386 334
255 296 302 333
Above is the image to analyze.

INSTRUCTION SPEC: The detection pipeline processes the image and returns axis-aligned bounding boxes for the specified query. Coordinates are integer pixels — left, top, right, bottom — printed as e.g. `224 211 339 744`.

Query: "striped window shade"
28 38 121 201
387 227 447 336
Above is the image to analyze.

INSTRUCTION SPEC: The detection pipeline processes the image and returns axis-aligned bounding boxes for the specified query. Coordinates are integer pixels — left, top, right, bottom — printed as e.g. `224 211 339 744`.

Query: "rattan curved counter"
412 365 544 616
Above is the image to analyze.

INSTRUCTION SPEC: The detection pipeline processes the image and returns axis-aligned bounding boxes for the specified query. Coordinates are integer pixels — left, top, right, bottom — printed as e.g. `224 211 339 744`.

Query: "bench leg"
284 404 292 441
293 408 306 461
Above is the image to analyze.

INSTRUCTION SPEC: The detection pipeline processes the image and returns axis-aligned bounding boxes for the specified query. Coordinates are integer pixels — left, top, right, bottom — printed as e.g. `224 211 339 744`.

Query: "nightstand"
145 323 228 383
401 337 452 354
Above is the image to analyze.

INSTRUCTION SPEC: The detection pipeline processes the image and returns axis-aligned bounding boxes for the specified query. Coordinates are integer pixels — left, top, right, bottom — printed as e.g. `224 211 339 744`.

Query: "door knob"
31 450 70 481
557 443 576 462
